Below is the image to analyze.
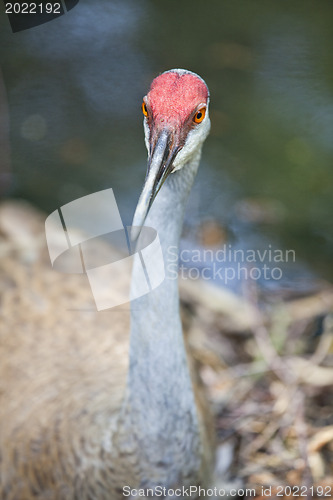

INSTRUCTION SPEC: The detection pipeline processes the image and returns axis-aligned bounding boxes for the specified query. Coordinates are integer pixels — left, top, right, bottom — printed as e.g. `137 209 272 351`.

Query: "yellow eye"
142 101 148 117
193 107 206 124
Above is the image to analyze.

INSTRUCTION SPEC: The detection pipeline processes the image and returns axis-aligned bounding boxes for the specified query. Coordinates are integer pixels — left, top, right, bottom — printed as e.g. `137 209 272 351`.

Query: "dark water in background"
0 0 332 290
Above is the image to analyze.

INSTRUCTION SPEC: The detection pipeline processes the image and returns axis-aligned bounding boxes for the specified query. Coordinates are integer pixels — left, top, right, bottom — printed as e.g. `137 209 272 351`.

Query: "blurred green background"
0 0 332 286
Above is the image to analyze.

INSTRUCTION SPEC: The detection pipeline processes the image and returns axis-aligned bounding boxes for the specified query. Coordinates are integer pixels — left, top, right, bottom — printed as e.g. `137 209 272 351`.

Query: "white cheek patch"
144 119 150 152
172 115 211 171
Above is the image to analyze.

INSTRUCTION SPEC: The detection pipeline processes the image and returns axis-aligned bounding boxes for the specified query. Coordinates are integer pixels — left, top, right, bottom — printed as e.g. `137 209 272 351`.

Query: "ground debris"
184 276 333 496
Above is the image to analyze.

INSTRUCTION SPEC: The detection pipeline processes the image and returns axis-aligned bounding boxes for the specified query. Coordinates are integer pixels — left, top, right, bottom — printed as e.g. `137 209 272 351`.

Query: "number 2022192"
5 3 61 14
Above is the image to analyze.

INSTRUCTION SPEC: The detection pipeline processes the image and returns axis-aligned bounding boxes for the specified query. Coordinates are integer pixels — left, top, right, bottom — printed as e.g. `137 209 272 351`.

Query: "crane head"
132 69 210 240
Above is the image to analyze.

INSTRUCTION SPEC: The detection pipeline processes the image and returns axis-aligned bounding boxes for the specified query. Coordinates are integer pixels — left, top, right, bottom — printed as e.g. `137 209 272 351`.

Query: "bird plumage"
0 69 213 499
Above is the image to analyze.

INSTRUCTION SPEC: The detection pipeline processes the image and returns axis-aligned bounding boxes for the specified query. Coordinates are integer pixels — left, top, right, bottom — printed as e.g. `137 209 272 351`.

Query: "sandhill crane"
0 69 213 499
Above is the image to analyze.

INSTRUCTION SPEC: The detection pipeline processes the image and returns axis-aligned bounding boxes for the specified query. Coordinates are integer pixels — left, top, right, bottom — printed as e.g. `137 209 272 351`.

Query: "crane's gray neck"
120 150 202 481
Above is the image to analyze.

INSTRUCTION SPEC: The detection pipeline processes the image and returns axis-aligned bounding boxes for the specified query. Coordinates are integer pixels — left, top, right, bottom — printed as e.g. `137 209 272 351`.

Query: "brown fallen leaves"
183 279 333 499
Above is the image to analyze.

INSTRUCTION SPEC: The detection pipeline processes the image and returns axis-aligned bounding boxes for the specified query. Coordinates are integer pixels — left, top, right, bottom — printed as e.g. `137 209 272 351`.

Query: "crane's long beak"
131 129 179 241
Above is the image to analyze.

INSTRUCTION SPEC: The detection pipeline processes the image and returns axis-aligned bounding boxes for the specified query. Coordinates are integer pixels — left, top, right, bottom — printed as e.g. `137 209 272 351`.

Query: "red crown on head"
146 70 209 126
